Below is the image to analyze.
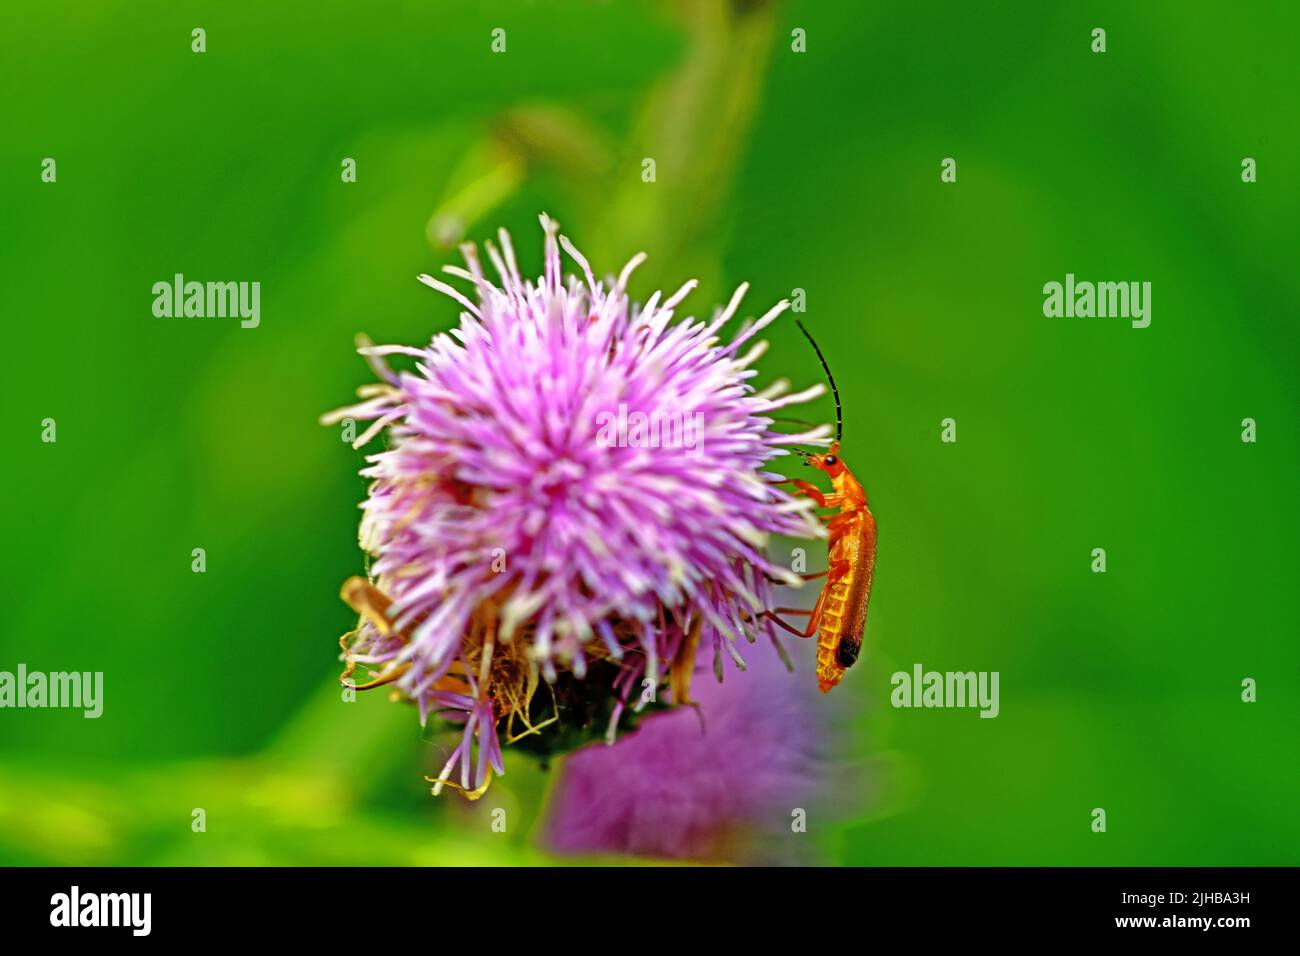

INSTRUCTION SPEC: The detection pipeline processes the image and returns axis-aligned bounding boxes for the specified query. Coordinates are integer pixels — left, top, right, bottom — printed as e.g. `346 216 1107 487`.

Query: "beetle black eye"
824 455 838 466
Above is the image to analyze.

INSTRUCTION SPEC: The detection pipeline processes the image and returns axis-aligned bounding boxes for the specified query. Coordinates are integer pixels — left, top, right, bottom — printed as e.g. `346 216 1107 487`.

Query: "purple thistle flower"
325 215 830 798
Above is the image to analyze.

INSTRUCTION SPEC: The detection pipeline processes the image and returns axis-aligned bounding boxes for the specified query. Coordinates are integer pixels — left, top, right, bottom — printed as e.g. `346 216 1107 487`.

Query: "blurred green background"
2 0 1297 866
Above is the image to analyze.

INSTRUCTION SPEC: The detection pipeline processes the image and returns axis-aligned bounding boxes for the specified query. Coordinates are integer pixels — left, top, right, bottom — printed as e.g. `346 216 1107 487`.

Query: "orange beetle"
767 321 878 692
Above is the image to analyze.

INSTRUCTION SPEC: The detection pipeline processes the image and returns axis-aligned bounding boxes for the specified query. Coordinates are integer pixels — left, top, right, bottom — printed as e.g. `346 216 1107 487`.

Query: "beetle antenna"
794 319 842 443
772 416 816 427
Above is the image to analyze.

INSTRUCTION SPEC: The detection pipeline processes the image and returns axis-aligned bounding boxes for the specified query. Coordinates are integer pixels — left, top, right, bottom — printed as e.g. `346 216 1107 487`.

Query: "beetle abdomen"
814 521 875 693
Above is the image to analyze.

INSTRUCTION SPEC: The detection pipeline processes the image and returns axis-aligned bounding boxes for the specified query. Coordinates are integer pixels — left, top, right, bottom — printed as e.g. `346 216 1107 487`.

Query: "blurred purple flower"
542 633 837 863
324 215 830 798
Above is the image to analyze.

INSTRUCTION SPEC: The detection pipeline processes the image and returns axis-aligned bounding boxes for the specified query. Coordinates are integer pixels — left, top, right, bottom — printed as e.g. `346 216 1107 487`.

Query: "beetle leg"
825 512 857 535
771 478 830 508
763 587 828 639
763 568 828 584
761 556 849 638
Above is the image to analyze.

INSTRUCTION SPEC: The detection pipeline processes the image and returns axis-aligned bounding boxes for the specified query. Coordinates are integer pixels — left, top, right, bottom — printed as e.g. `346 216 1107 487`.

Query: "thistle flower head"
326 215 830 797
